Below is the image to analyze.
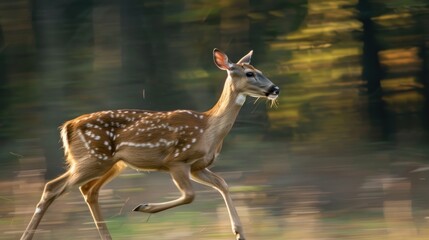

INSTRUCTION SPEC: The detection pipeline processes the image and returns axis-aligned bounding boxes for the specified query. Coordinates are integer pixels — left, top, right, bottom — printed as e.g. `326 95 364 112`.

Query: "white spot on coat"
35 207 42 214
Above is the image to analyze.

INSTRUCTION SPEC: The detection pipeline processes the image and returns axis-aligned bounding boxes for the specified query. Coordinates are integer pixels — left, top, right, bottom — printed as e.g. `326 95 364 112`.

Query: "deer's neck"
205 77 245 140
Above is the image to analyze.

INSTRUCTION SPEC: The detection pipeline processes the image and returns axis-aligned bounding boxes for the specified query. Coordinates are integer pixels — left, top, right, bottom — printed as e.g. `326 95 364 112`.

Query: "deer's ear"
237 50 253 65
213 49 233 70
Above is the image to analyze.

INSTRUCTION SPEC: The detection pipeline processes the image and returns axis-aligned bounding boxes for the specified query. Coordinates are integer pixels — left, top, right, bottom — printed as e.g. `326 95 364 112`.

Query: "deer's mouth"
267 94 279 100
265 85 280 100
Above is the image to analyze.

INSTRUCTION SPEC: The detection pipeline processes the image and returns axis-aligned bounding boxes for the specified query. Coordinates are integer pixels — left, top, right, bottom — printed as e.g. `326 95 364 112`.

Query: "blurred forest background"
1 0 429 239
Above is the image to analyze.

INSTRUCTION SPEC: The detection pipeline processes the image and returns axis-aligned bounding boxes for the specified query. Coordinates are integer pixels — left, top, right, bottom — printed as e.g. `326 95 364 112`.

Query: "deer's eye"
246 72 254 77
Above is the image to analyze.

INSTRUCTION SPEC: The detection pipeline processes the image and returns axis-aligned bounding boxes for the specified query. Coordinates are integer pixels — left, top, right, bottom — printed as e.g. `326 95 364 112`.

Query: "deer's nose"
268 85 280 95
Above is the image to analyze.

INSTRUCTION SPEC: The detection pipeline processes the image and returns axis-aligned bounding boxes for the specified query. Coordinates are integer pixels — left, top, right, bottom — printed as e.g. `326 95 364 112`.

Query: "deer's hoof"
235 231 245 240
133 203 157 213
133 203 149 212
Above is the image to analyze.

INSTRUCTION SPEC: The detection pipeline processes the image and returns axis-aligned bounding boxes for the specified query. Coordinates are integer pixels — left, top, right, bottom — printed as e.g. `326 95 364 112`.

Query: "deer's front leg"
133 164 195 213
191 168 245 240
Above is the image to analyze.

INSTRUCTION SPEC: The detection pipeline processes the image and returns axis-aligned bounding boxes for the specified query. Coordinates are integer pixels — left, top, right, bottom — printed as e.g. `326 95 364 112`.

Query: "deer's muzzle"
266 85 280 99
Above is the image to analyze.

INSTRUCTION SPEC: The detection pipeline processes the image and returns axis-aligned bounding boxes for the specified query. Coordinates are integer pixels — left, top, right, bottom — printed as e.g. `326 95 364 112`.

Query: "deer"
21 49 280 240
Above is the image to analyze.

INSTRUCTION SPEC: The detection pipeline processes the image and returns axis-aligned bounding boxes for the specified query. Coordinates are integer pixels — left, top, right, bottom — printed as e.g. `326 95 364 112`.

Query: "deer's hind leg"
80 162 126 240
21 171 73 240
21 155 117 240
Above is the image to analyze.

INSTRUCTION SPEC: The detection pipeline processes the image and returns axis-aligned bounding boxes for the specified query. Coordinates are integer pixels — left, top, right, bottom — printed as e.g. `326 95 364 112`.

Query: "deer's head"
213 49 280 103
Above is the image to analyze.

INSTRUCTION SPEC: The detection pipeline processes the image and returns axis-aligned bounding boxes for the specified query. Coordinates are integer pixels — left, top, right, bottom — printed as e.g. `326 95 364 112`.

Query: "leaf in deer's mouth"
268 98 279 108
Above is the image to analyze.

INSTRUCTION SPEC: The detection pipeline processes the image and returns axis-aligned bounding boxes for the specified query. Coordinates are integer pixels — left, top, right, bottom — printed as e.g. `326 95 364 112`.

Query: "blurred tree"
120 0 197 112
358 0 383 94
417 10 429 131
219 0 250 55
91 0 122 109
0 23 7 147
0 0 39 170
32 0 93 178
358 0 390 141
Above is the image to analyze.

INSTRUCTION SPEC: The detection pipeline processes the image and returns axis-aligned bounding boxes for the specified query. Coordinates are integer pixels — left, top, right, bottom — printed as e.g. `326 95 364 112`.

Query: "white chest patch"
235 93 246 106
